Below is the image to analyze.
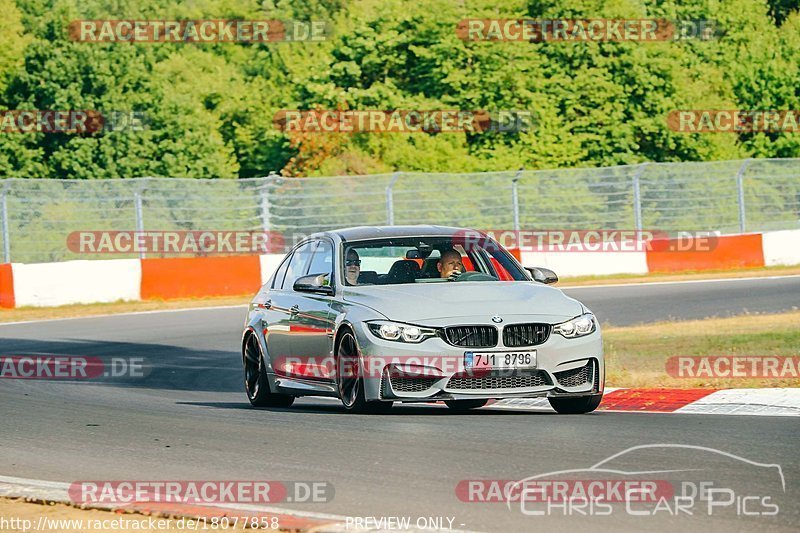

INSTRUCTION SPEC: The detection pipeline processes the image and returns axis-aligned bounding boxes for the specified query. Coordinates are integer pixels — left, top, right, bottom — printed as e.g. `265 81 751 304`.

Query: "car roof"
315 225 480 242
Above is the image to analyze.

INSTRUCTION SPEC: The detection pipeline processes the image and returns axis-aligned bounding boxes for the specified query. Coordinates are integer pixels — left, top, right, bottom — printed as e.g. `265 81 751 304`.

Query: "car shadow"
177 400 557 415
0 336 242 392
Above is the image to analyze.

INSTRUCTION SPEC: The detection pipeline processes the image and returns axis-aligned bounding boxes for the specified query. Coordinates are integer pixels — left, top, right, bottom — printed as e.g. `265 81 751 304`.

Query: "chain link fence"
1 158 798 263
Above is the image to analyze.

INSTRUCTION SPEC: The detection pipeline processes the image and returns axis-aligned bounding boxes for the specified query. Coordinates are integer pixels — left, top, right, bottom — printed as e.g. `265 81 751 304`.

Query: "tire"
444 399 488 411
548 394 602 414
336 330 393 414
244 334 294 408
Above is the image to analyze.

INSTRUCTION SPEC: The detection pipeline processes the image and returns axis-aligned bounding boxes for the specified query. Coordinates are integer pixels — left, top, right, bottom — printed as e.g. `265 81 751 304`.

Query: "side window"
271 255 292 290
306 240 333 278
282 242 315 290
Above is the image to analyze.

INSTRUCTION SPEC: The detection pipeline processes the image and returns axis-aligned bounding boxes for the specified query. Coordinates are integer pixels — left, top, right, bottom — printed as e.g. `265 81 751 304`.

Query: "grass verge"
0 295 249 323
604 311 800 389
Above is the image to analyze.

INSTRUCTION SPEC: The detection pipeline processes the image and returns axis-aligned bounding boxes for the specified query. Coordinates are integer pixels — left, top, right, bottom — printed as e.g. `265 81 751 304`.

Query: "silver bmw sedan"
241 225 604 414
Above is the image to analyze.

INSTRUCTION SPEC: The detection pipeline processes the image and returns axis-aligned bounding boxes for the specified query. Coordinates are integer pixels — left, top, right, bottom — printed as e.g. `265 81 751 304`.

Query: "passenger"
437 249 465 280
345 249 361 285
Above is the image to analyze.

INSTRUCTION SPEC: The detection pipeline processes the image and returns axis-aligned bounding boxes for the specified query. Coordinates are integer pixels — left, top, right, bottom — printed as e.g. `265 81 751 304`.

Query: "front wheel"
244 334 294 408
548 394 602 414
444 399 488 411
336 331 392 414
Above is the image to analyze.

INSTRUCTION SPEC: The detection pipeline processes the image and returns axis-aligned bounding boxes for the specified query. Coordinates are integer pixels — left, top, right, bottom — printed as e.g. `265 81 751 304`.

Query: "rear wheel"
244 334 294 408
336 331 392 414
548 394 602 414
444 399 488 411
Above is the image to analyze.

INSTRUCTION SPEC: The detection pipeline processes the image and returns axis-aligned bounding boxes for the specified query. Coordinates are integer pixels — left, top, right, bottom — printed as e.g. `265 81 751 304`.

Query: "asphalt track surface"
565 275 800 326
1 276 798 532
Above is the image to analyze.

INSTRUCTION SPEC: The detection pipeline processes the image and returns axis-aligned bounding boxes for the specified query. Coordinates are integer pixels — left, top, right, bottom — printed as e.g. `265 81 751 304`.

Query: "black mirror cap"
293 273 334 294
524 266 558 285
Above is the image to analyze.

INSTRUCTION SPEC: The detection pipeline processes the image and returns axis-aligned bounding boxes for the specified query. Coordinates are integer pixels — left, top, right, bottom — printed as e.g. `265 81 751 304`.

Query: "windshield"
341 235 528 286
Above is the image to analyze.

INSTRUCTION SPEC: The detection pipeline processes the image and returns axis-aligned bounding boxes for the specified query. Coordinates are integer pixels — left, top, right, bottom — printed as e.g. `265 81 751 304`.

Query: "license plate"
464 351 537 370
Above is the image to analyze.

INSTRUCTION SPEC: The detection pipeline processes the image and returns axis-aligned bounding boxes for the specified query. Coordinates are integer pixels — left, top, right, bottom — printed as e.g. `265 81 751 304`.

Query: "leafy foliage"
0 0 797 180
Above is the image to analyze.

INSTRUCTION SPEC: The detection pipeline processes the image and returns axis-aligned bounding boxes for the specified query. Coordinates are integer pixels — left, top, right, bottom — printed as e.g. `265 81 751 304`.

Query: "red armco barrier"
645 233 764 272
0 263 14 308
141 256 261 300
0 229 793 309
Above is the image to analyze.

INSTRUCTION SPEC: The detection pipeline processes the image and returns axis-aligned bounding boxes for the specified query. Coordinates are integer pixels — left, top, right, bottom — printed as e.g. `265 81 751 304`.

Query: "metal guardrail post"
736 159 752 233
632 163 648 232
1 181 10 263
512 168 523 231
261 172 278 232
386 172 400 225
134 182 145 260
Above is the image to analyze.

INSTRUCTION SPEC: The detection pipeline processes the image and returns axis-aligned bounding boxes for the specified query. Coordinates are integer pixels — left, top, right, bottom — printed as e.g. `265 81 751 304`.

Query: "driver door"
288 239 336 380
264 241 315 375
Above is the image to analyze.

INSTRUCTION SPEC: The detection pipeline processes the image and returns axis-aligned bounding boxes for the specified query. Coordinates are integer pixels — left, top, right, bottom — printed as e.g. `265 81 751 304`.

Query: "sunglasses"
345 259 361 266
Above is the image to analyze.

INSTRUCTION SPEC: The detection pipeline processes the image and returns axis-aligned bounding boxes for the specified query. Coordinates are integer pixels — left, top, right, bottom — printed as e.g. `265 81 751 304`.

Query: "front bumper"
354 321 604 402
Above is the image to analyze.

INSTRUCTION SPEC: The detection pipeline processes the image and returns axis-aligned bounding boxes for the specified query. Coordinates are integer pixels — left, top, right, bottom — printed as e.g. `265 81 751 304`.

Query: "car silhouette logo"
492 315 503 323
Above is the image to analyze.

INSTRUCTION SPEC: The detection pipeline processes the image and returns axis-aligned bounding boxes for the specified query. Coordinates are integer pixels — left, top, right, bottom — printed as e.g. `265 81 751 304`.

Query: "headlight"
553 313 597 338
367 321 437 343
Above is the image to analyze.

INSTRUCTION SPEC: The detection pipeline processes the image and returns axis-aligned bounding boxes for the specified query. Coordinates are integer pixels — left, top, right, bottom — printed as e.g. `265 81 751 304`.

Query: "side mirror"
525 266 558 285
293 273 334 295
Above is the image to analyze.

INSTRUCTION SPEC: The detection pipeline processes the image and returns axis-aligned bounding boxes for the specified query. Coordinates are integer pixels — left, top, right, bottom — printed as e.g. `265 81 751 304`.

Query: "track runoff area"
0 253 798 532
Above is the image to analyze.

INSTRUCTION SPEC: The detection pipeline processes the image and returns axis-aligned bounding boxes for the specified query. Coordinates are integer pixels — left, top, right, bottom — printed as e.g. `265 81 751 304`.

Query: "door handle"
290 305 300 315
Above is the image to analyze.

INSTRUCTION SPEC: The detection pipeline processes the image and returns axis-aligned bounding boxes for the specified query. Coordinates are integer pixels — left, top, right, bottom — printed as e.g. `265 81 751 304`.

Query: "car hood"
342 282 584 324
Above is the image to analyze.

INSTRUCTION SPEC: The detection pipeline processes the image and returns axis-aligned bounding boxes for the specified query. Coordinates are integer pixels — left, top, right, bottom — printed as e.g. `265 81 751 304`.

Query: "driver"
437 249 465 280
345 249 361 285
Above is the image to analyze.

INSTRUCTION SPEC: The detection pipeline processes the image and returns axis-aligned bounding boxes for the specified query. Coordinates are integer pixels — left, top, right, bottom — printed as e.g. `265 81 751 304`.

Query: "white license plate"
464 351 537 370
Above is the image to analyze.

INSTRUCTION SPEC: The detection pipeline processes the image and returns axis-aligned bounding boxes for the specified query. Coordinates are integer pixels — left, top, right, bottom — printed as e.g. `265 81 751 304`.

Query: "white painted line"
489 388 800 416
0 474 484 533
675 388 800 416
0 475 70 502
563 274 800 290
0 305 248 327
182 502 349 522
0 475 69 489
488 405 800 416
0 474 348 523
